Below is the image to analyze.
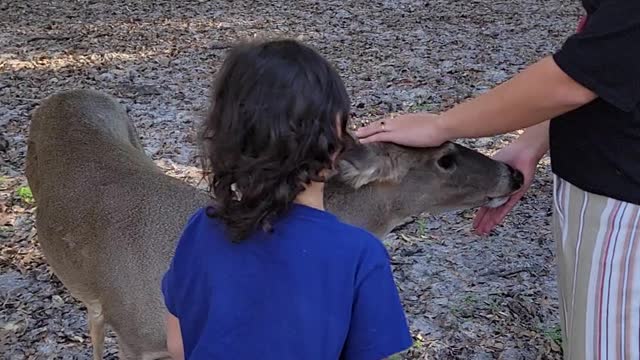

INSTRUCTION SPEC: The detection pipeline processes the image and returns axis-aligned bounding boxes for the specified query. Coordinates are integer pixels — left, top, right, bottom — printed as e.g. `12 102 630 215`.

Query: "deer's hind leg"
87 301 105 360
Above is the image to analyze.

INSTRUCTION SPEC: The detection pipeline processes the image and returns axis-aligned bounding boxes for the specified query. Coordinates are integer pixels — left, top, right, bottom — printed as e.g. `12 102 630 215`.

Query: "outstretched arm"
434 56 595 141
356 56 596 147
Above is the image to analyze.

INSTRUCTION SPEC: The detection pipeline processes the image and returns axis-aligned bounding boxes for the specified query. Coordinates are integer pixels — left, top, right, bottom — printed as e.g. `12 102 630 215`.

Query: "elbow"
558 83 598 109
547 56 598 109
168 346 184 360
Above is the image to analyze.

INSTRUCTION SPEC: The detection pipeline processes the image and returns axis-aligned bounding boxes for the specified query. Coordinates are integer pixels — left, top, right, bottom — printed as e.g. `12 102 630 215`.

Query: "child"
160 39 413 359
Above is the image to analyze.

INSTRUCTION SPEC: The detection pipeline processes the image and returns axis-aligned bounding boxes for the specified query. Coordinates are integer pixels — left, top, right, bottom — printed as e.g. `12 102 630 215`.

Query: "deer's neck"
323 179 402 238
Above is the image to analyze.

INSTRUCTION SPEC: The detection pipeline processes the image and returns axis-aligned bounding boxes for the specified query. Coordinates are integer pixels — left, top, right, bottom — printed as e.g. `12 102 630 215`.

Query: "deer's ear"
336 141 408 189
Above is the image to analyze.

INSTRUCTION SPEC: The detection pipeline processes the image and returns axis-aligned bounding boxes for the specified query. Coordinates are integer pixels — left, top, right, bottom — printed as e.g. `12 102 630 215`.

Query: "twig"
26 35 74 43
480 267 532 278
210 43 231 50
0 97 40 102
497 268 531 278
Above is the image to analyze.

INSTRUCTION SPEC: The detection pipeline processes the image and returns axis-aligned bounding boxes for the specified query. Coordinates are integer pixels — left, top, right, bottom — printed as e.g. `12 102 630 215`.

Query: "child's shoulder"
277 204 389 262
328 218 391 262
332 219 382 244
173 206 225 251
181 206 216 234
293 206 380 244
183 206 209 226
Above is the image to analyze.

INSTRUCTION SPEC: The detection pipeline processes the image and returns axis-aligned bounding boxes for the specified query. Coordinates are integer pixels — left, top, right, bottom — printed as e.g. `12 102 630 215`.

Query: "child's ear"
335 133 408 189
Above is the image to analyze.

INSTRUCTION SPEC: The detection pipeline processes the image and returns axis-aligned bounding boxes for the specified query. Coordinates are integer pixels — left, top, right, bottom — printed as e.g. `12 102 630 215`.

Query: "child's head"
200 39 351 242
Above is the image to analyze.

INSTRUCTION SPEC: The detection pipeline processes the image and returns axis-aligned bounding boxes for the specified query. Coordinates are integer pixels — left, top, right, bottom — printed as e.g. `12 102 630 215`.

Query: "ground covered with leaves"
1 0 583 358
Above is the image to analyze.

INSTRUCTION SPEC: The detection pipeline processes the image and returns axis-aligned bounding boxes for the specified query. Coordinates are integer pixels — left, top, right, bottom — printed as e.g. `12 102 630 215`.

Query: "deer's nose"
509 166 524 191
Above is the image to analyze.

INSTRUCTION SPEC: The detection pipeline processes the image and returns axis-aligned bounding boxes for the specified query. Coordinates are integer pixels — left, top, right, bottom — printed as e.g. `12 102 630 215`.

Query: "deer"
25 88 523 359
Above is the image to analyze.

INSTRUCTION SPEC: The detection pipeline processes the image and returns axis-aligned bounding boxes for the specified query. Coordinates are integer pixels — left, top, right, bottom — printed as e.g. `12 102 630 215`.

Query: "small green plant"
408 102 437 112
483 297 501 313
17 186 34 204
544 325 563 344
415 218 427 237
0 225 14 235
463 294 477 305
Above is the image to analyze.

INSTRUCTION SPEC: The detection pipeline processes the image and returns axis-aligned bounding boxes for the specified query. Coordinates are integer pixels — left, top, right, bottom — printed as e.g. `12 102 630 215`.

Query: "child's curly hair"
200 39 351 242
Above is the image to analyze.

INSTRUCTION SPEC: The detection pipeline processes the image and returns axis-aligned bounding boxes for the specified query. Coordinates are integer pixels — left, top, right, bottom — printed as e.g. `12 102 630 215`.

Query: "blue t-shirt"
161 204 412 359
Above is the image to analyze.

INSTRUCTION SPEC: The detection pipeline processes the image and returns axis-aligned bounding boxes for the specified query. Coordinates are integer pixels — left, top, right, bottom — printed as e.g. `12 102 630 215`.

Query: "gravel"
0 0 582 358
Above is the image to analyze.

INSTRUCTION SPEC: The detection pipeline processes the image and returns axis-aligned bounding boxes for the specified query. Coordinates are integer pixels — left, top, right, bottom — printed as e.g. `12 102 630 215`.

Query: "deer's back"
26 89 211 354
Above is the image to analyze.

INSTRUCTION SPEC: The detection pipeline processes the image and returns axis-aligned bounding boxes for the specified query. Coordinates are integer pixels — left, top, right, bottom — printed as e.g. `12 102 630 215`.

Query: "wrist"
492 119 548 166
433 113 457 144
511 135 548 164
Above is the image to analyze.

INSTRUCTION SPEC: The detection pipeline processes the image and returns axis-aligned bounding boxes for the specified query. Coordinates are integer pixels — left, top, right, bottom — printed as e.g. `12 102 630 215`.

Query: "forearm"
436 56 596 140
166 313 184 360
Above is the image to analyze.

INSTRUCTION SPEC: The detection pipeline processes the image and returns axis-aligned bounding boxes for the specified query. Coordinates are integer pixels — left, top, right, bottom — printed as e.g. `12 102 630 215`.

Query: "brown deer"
25 89 523 359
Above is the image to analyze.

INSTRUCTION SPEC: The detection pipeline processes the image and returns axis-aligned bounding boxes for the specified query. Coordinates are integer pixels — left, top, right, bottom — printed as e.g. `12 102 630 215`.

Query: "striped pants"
553 174 640 360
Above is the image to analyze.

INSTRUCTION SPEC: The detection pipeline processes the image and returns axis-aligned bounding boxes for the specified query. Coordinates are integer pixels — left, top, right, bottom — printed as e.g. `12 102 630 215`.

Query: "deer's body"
26 90 208 358
26 89 522 359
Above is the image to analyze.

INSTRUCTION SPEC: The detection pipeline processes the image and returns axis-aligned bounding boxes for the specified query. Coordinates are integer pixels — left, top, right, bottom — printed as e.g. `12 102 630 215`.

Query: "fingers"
472 207 498 236
356 119 397 144
472 207 489 230
355 120 387 139
473 208 501 235
472 193 523 235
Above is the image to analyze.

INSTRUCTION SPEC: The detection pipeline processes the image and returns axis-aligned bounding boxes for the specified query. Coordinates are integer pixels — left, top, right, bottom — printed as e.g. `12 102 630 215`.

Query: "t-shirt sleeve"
341 239 413 360
552 0 640 112
161 208 205 317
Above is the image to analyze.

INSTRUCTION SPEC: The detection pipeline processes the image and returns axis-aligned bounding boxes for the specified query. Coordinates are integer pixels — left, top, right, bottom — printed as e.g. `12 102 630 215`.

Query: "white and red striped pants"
553 174 640 360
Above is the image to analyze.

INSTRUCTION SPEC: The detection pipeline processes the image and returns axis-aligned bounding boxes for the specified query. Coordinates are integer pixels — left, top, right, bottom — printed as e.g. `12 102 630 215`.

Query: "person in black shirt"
356 1 640 358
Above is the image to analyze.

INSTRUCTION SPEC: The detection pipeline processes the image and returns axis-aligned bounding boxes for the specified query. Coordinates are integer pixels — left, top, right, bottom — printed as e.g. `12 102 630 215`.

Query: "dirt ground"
1 0 583 359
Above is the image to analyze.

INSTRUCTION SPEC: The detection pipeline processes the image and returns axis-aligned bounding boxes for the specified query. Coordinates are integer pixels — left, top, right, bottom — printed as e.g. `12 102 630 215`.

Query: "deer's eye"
437 154 455 170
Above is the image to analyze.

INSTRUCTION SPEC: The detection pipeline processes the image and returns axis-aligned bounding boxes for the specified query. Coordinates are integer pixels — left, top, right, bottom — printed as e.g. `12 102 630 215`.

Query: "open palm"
472 145 539 236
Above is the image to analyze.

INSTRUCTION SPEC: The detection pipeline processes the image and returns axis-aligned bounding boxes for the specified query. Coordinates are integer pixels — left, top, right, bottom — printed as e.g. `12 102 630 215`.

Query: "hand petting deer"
25 39 523 359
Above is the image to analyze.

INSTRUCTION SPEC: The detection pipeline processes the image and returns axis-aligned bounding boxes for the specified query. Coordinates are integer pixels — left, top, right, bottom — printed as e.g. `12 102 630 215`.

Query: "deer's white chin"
486 196 509 208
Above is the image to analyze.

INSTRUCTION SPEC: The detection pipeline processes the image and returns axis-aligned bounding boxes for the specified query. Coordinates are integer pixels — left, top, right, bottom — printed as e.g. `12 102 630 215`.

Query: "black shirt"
550 0 640 205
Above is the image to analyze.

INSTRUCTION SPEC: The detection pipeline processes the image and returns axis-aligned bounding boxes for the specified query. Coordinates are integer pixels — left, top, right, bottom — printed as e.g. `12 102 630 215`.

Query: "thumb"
358 132 393 144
